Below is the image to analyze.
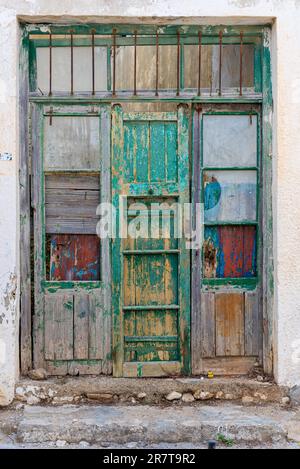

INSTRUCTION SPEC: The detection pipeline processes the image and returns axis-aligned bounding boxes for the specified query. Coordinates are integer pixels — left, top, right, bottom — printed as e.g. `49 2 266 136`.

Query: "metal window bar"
112 29 117 97
30 29 261 98
218 30 223 96
49 32 52 96
70 30 74 95
177 31 181 96
198 31 202 96
134 30 137 96
155 31 159 96
240 31 244 96
92 29 96 95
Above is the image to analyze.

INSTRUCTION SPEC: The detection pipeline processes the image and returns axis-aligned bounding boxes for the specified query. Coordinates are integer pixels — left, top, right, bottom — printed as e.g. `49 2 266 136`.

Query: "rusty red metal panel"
49 234 100 281
204 226 256 278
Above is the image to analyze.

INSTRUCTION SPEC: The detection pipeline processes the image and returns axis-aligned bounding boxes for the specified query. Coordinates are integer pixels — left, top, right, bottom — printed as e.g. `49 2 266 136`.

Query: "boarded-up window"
45 174 100 281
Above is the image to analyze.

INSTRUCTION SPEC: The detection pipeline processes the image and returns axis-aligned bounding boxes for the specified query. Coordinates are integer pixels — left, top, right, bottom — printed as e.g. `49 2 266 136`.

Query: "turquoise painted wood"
112 106 190 377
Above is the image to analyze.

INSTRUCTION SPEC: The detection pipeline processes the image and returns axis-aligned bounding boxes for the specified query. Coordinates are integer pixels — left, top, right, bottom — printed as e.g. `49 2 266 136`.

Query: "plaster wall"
0 0 300 404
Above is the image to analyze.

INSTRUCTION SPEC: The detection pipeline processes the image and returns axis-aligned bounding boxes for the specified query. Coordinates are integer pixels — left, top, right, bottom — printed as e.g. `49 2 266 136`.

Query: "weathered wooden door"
112 105 190 377
192 104 262 375
32 104 112 375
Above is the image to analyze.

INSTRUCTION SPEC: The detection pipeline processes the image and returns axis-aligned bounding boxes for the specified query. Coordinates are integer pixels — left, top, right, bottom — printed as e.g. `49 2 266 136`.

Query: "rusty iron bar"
70 30 74 95
197 31 202 96
218 30 223 96
112 29 117 97
240 31 244 96
155 31 159 96
177 31 180 96
49 32 52 96
92 29 96 95
133 30 137 96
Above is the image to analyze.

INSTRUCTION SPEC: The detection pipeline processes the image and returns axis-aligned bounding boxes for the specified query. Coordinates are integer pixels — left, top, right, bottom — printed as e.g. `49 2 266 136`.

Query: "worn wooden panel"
204 226 257 278
124 254 178 307
45 173 100 235
245 290 262 357
204 170 257 222
202 357 257 376
48 234 100 281
113 107 190 376
123 121 178 185
44 294 74 361
74 294 90 360
89 291 105 360
20 33 32 373
184 45 212 89
124 309 178 362
32 105 46 370
215 293 245 357
123 361 181 378
201 292 216 358
46 174 100 190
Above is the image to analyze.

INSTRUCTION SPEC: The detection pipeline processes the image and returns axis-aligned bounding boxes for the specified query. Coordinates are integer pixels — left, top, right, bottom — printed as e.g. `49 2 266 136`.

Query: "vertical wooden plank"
165 122 178 182
32 104 46 370
74 294 89 360
150 122 165 182
45 294 74 361
55 294 74 360
245 290 262 357
112 104 124 377
262 27 274 375
135 123 149 183
201 292 216 358
178 103 191 375
89 290 104 360
44 295 55 360
100 105 112 374
216 293 245 357
19 27 32 373
191 106 202 375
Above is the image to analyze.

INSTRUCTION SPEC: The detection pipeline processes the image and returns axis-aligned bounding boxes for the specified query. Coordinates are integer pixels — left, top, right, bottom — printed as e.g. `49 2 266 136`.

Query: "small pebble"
56 440 67 448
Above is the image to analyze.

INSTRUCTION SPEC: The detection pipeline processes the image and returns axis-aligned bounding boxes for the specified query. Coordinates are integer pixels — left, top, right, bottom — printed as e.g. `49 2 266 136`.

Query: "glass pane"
44 116 100 170
204 170 257 222
184 45 212 89
203 114 257 167
212 45 254 89
36 46 108 93
204 225 257 278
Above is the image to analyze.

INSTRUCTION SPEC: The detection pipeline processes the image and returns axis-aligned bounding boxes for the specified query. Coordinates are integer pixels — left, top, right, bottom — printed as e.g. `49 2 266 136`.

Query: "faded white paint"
0 0 300 404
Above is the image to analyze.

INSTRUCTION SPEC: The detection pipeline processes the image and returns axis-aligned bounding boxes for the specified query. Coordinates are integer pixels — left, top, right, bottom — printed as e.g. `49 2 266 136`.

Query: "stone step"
15 376 290 406
15 404 291 446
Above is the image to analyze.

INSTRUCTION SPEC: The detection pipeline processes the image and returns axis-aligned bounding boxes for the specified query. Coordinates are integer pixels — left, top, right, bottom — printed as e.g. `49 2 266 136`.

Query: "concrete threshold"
1 403 299 448
15 376 290 406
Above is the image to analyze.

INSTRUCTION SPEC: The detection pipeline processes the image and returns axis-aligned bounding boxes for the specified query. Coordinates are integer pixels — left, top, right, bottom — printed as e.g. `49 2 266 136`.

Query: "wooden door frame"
22 99 112 373
111 104 191 377
191 29 273 376
19 24 273 377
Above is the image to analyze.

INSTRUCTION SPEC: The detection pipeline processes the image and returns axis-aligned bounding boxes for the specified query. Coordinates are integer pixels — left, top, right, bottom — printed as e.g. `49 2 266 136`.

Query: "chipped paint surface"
0 0 300 404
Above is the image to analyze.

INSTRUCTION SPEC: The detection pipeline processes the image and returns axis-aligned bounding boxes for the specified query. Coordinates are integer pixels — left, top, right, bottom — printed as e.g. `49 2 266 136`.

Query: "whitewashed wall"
0 0 300 404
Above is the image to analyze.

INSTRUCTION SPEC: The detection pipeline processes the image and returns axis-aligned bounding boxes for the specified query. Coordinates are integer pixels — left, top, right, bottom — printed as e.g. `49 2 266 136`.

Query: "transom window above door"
28 25 263 98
